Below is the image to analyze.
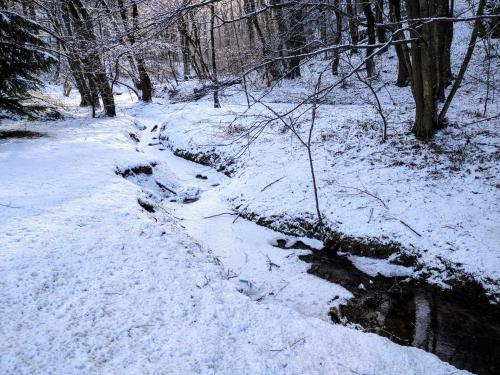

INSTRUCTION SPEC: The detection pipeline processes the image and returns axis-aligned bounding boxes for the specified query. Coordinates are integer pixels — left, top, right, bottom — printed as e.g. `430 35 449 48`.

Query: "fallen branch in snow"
0 203 22 208
398 220 422 237
266 255 281 271
269 337 306 352
339 185 388 209
260 177 285 192
156 181 177 195
203 212 237 219
232 204 249 224
367 208 374 224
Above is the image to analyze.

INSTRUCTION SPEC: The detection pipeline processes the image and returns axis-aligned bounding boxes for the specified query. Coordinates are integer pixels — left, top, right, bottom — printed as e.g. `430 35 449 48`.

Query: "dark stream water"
297 249 500 375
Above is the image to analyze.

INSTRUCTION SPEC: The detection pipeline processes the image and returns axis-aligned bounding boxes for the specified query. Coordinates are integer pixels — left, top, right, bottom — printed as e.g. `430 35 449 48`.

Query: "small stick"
399 220 422 237
0 203 22 209
260 177 285 192
367 207 374 223
203 212 237 219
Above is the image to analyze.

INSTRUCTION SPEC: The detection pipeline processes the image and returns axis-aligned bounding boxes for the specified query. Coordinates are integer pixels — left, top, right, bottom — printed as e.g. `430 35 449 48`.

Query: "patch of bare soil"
0 130 45 139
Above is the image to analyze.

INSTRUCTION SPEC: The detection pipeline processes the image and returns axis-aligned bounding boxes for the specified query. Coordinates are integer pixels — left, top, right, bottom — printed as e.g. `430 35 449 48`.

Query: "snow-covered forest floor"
155 25 499 297
0 90 474 374
1 11 498 375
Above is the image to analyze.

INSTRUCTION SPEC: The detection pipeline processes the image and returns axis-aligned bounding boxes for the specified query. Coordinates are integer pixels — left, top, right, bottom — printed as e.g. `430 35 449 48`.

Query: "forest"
0 0 499 374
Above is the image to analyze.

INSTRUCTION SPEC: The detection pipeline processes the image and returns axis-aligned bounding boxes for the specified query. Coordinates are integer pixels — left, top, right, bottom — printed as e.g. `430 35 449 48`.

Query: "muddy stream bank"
298 248 500 375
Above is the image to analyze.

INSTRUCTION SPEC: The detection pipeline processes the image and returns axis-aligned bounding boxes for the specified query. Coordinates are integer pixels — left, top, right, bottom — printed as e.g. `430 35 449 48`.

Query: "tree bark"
406 0 439 139
438 0 486 124
332 0 342 75
434 0 454 100
131 1 152 102
178 17 191 79
388 0 410 86
210 5 220 108
362 1 376 77
285 3 306 79
375 0 387 44
346 0 360 52
68 0 116 116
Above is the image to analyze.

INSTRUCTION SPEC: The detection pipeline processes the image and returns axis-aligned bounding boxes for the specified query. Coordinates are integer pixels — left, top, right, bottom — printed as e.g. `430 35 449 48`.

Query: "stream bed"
136 121 500 375
301 250 500 375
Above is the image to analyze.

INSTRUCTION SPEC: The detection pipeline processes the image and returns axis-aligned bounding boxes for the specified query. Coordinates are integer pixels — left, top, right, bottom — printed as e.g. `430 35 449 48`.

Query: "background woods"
1 0 498 138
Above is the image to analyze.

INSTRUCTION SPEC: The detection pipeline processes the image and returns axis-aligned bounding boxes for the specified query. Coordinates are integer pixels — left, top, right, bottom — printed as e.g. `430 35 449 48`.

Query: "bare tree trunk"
332 0 343 75
271 0 288 74
210 5 220 108
131 1 152 102
362 1 376 77
70 0 115 116
178 17 191 79
439 0 486 123
375 0 387 44
346 0 359 52
116 0 152 102
435 0 454 100
285 3 306 79
388 0 410 86
406 0 439 139
60 1 97 108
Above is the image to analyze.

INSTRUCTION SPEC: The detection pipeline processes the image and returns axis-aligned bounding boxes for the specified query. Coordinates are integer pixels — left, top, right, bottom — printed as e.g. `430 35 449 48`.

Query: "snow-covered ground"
0 90 472 374
151 17 499 296
157 95 499 296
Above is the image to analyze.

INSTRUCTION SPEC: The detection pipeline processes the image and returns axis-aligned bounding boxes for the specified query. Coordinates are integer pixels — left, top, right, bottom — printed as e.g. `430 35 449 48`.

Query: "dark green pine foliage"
0 1 55 117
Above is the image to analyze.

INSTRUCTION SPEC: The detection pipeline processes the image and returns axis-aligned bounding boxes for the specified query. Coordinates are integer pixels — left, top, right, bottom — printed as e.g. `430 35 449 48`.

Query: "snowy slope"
0 96 469 374
152 11 500 295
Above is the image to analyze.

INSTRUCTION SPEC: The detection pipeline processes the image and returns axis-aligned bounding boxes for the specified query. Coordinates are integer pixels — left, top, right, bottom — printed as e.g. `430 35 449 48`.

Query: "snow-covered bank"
155 87 499 298
0 98 470 374
147 9 500 297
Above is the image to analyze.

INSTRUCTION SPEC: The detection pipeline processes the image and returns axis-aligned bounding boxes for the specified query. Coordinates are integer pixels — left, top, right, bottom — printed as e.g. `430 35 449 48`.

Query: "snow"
151 19 500 296
347 255 414 278
155 95 499 295
0 91 470 374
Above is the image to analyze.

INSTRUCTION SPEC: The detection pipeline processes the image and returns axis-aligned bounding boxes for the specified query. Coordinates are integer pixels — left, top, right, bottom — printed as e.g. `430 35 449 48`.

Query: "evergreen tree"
0 0 55 117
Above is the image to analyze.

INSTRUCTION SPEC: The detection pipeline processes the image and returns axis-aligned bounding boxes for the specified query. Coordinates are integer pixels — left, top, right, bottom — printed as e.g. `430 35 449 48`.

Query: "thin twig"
398 220 422 237
0 203 22 209
203 212 237 219
260 177 285 192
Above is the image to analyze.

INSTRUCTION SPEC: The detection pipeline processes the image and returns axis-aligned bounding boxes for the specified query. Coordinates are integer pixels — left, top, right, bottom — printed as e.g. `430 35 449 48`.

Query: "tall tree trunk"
116 0 152 102
178 17 191 79
285 3 306 79
346 0 359 52
375 0 387 44
245 0 278 82
271 0 288 75
69 0 115 116
406 0 440 139
388 0 410 86
243 0 255 47
131 1 152 102
362 1 376 77
435 0 454 100
60 1 97 108
332 0 343 75
210 5 220 108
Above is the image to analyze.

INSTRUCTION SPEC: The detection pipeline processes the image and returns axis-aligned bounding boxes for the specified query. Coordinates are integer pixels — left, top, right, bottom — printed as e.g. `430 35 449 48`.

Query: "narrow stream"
131 121 499 375
300 251 500 375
